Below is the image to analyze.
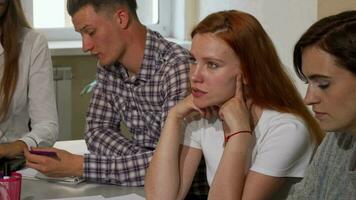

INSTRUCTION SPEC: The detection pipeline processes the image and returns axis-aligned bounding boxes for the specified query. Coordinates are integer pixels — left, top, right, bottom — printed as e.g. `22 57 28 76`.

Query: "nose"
82 36 94 53
303 84 320 105
190 64 203 83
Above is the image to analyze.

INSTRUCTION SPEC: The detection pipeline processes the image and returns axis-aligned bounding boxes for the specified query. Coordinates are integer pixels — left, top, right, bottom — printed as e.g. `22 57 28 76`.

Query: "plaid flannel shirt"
82 29 191 186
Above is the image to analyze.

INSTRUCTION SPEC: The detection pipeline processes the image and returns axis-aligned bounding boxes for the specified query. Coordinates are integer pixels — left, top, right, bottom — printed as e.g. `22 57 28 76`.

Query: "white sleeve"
250 116 314 178
182 120 202 149
20 32 58 147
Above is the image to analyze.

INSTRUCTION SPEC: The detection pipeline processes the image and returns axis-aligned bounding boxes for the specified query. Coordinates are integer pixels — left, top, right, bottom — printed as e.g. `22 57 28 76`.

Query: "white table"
20 140 145 199
21 179 145 199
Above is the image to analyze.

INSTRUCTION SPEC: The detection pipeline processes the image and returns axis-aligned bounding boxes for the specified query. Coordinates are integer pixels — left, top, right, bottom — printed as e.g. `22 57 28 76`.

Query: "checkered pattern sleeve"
82 70 150 185
83 152 152 186
84 72 149 156
159 60 190 129
82 62 190 186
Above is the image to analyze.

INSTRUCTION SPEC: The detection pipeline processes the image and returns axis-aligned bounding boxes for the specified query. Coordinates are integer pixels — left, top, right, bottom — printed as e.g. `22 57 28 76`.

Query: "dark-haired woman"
287 10 356 200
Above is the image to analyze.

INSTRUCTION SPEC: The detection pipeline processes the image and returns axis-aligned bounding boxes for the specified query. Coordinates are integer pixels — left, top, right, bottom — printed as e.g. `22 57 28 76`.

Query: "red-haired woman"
145 10 323 199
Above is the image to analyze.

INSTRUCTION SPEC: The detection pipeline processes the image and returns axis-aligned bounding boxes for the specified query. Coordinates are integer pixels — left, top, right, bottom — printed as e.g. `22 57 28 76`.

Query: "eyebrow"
76 25 89 33
190 49 226 64
203 57 224 63
307 74 331 80
191 54 224 63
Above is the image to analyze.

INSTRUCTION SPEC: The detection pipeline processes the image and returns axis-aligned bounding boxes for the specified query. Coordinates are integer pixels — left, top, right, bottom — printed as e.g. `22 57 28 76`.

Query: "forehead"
301 46 356 83
302 47 340 76
191 33 236 58
72 5 105 31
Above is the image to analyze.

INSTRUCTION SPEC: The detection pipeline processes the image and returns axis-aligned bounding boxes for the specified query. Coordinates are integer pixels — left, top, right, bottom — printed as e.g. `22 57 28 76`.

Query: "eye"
207 61 219 69
308 79 330 90
84 28 96 36
318 83 330 89
317 79 330 90
88 31 96 36
190 57 197 65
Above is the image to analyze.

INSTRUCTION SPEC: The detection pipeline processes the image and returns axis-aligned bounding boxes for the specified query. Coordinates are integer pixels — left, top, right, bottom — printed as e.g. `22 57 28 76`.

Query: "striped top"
287 132 356 200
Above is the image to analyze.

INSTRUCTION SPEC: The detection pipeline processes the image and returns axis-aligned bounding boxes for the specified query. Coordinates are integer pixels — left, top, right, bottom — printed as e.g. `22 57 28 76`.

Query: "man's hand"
24 147 84 177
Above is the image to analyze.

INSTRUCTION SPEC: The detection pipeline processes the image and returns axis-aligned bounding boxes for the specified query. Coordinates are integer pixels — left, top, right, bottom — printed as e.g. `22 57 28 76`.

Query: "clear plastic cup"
0 172 22 200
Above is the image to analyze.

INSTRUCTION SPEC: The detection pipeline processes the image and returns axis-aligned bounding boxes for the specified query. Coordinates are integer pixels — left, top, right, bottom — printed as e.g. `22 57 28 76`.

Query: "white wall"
318 0 356 19
171 1 198 40
172 0 318 96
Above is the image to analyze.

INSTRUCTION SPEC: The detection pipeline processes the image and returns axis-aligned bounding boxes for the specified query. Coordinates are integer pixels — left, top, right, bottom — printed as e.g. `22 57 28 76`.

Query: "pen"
3 162 10 179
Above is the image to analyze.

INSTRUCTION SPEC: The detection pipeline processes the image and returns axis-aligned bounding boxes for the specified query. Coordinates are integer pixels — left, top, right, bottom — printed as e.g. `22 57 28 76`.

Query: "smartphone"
29 150 58 157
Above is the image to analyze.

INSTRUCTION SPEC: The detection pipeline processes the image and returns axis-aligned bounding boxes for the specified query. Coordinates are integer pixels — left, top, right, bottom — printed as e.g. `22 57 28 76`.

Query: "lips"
90 51 99 57
313 110 327 119
191 88 207 98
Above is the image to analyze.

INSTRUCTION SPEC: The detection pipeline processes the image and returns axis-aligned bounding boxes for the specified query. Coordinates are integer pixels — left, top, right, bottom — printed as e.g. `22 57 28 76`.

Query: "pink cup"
0 172 22 200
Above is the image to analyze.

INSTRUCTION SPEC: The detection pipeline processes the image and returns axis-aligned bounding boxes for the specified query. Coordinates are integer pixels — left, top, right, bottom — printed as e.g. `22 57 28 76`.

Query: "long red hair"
191 10 324 144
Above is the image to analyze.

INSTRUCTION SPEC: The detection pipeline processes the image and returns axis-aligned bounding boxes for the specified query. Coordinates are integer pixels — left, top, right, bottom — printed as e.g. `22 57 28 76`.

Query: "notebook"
35 172 85 184
18 167 85 185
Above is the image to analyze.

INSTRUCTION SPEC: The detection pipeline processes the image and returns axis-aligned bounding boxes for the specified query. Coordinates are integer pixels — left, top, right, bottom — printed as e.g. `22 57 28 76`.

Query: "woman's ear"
242 76 248 85
236 71 248 85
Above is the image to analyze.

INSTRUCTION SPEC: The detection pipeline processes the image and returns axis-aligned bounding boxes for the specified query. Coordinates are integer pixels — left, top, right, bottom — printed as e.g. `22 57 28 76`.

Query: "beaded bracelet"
224 130 252 147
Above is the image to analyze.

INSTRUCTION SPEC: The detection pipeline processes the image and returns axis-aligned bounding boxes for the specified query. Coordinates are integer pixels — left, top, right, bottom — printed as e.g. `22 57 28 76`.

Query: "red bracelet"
224 130 252 146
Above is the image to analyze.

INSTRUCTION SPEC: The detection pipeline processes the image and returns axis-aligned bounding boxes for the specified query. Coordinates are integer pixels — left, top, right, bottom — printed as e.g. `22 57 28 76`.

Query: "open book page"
17 168 85 185
44 194 144 200
17 168 39 180
105 194 145 200
35 172 85 184
45 195 105 200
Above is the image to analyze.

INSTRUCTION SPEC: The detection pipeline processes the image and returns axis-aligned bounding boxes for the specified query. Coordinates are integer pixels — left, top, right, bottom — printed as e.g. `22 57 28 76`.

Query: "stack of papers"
18 168 85 185
35 172 85 184
46 194 145 200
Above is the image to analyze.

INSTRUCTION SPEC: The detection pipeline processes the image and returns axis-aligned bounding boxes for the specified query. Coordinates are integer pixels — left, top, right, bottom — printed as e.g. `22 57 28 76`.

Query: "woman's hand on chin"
169 94 204 121
219 75 252 133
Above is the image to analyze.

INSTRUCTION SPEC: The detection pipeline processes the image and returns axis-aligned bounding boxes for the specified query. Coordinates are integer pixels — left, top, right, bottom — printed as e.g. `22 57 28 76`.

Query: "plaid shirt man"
83 29 190 186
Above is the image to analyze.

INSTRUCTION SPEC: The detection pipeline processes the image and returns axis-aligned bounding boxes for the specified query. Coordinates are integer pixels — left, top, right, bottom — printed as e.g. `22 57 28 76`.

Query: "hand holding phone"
29 150 58 158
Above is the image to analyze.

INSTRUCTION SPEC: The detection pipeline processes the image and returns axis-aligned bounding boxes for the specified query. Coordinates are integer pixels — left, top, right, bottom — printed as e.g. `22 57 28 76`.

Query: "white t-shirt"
183 109 314 186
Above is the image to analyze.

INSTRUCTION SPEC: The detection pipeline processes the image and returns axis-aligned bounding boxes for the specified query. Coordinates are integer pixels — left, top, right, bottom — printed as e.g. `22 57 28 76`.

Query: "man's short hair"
67 0 138 18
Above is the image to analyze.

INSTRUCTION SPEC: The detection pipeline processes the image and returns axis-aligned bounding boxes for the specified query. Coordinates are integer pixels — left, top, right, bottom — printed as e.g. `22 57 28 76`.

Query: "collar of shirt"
0 41 3 56
108 29 165 86
0 42 4 80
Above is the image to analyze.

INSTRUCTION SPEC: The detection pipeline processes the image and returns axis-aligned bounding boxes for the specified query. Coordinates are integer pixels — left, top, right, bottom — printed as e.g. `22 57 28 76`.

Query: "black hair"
294 10 356 81
67 0 138 19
